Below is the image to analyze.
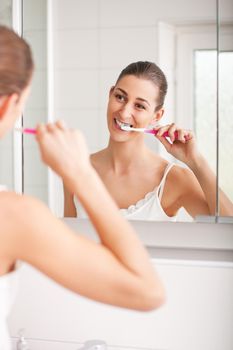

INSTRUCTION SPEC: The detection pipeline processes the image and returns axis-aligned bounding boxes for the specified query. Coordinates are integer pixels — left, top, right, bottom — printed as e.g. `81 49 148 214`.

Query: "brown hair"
116 61 167 111
0 25 34 96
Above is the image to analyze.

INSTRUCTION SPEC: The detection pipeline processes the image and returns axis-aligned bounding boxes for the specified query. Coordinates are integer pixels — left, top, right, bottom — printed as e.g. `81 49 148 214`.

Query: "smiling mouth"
114 118 133 131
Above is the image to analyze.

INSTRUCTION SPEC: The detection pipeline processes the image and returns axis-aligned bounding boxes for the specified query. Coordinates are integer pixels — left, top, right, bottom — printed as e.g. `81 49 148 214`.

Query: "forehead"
115 75 159 102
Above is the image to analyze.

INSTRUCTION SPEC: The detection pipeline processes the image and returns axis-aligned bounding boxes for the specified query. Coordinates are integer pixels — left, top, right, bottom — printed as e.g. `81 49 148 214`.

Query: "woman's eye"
115 94 125 102
135 103 146 110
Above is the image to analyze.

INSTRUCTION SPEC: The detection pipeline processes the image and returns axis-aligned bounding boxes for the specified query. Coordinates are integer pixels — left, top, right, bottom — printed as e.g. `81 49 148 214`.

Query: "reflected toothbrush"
119 124 179 139
15 127 36 134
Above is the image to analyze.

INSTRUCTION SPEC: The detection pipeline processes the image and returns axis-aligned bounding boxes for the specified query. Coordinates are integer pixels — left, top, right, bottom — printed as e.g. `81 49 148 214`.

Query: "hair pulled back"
0 25 34 96
116 61 167 111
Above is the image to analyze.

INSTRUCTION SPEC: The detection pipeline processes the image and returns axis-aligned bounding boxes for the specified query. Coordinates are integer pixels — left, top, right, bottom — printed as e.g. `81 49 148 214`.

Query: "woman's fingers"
185 131 193 141
155 133 172 152
154 124 197 163
177 129 186 143
46 123 56 133
155 123 177 142
56 119 67 131
36 123 46 138
167 123 176 142
36 120 68 138
155 124 171 137
155 124 192 143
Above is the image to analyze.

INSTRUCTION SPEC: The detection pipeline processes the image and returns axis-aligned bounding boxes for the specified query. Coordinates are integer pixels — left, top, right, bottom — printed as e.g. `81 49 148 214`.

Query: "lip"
113 118 133 131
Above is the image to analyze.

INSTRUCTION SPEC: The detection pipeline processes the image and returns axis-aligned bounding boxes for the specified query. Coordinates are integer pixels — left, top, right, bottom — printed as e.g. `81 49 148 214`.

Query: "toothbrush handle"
23 128 36 134
145 129 179 139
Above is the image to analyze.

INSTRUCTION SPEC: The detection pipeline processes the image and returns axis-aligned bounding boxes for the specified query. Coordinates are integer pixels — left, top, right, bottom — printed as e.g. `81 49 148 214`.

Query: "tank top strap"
158 163 175 201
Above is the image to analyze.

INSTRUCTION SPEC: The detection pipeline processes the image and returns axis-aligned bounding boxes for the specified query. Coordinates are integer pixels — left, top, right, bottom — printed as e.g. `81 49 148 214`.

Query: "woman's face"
107 75 162 142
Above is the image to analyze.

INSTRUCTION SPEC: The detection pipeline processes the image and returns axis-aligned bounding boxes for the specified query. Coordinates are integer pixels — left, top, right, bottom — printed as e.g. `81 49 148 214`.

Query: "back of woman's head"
116 61 167 111
0 25 34 96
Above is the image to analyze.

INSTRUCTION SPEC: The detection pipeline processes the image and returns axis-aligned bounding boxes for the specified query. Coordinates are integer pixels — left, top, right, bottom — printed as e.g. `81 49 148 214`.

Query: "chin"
107 121 130 142
108 130 130 143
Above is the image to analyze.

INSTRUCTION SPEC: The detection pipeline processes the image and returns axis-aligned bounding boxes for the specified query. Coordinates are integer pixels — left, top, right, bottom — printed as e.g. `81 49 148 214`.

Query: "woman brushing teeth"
64 61 233 220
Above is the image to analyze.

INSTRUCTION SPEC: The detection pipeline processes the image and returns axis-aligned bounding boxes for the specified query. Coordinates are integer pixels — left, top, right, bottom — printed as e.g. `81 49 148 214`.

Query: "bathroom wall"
22 0 48 202
0 0 11 26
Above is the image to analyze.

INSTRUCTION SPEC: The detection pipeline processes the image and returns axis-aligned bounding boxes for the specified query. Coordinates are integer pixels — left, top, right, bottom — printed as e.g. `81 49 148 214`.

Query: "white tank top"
0 185 19 350
74 163 177 221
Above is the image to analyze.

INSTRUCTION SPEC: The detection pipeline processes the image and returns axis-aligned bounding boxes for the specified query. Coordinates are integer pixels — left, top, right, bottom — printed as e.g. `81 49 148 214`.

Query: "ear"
0 94 18 120
0 96 11 119
149 108 164 127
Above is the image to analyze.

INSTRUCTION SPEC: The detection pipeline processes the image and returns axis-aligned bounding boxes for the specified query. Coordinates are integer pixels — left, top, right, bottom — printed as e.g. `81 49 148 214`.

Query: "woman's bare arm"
186 155 233 216
156 125 233 217
0 122 165 311
170 166 211 218
0 189 164 311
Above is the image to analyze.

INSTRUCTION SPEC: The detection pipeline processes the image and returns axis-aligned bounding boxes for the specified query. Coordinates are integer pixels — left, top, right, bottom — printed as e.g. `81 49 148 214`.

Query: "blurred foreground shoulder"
0 191 50 239
0 191 47 219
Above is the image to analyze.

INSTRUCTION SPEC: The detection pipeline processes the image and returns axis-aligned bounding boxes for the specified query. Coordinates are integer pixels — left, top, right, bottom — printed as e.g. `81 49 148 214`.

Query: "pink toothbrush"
120 124 179 139
15 127 36 134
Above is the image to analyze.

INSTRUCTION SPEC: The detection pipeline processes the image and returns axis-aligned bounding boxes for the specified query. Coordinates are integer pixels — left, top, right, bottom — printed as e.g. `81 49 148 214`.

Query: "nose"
119 103 133 121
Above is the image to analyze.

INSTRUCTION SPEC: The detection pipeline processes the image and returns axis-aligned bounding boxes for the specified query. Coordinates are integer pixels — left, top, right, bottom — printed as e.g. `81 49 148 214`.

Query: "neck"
105 136 152 174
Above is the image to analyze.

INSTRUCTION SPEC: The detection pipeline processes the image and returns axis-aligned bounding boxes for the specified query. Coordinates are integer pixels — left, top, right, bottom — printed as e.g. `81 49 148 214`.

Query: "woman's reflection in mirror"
64 61 233 220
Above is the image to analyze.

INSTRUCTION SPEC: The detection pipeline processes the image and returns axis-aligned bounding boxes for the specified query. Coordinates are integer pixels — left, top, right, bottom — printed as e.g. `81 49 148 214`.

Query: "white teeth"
115 118 132 128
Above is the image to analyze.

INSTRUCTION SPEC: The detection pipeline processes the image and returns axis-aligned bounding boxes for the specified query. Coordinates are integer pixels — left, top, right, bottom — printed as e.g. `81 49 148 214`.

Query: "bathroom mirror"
219 0 233 214
21 0 233 220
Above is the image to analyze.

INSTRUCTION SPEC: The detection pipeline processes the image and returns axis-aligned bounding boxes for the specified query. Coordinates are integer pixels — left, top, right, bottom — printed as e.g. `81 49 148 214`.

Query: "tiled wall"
51 0 217 153
50 0 163 215
0 0 11 26
52 0 160 154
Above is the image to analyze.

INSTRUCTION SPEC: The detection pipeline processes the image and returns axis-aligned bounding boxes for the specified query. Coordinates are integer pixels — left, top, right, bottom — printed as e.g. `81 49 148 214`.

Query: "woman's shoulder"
160 164 196 213
0 190 28 210
172 163 195 177
166 163 197 192
90 149 107 161
0 192 62 257
0 191 47 227
0 192 43 258
0 190 43 207
90 149 109 171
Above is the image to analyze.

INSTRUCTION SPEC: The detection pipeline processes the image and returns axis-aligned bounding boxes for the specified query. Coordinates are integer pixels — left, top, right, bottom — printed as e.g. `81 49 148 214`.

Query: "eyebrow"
115 88 151 107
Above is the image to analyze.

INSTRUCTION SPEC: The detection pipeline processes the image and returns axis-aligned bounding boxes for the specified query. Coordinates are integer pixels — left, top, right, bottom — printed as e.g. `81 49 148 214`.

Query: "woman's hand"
154 123 200 165
36 120 92 190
